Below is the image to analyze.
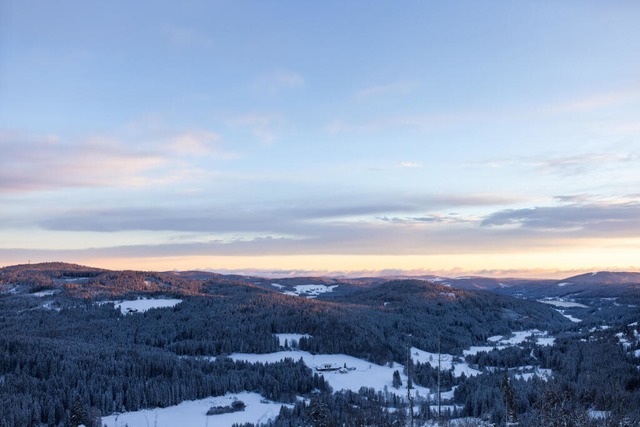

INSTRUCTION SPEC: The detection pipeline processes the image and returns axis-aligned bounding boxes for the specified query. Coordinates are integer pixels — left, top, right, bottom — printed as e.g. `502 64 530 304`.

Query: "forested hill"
1 262 639 426
0 263 568 361
0 262 258 299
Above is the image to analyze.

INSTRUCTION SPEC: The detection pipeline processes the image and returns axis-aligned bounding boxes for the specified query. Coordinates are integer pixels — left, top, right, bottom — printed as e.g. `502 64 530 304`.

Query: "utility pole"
437 336 441 422
406 341 414 427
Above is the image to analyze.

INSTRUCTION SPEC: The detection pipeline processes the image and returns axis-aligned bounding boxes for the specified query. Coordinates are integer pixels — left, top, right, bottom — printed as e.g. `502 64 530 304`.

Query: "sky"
1 1 640 278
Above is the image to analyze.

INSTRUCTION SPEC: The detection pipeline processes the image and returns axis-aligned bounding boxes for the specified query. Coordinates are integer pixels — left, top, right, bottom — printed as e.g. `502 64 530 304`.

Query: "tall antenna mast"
437 336 441 421
406 340 414 427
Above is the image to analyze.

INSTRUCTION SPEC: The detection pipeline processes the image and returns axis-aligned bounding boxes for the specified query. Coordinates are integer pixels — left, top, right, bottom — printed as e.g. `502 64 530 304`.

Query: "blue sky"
1 1 639 277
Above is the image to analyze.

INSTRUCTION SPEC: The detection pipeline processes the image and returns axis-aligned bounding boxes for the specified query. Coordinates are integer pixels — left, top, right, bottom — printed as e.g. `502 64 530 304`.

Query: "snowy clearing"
229 350 430 397
102 392 290 427
274 333 311 347
283 284 338 298
110 298 183 314
270 283 284 289
411 347 481 377
464 330 554 355
30 289 60 297
559 312 582 322
539 299 589 308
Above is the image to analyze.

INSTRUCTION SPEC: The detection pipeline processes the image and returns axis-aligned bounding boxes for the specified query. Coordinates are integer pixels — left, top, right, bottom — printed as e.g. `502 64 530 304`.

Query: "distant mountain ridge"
561 271 640 285
1 262 639 301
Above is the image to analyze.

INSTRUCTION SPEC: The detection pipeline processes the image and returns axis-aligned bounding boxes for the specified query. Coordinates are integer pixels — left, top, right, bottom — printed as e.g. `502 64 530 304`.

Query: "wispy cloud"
230 112 283 145
327 111 484 134
0 127 233 193
377 213 474 225
36 192 519 233
470 152 635 176
355 81 417 99
481 200 640 236
0 131 164 193
547 86 640 114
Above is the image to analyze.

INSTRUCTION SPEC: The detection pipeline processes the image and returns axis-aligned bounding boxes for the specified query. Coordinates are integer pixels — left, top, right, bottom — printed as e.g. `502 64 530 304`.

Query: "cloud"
8 196 640 266
553 194 592 203
35 192 520 233
230 112 283 145
470 152 635 176
0 127 232 193
0 131 165 193
547 86 640 114
481 201 640 236
377 213 473 225
356 81 416 99
327 111 484 134
170 130 226 156
535 153 633 176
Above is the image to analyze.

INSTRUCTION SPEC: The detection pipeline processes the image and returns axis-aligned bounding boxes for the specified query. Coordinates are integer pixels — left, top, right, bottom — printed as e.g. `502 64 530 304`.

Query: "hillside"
1 263 640 426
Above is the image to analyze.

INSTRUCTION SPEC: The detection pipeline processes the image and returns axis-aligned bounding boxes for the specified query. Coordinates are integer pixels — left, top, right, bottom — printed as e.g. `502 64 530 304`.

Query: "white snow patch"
464 330 553 355
539 299 588 308
515 367 552 381
282 284 338 298
62 277 90 282
536 336 556 346
30 289 60 297
588 409 610 420
229 350 430 397
270 283 284 289
111 298 182 314
560 312 582 323
102 392 289 427
410 347 481 378
557 282 573 287
464 346 502 356
40 301 60 311
499 330 540 345
274 333 311 347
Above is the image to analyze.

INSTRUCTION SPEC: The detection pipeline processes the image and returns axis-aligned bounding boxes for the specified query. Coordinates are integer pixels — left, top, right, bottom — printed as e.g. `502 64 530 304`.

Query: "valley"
1 263 639 426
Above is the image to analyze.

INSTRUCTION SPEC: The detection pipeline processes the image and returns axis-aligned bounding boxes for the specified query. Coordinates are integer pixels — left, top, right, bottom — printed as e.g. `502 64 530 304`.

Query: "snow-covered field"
410 347 481 377
463 330 554 356
283 284 338 298
230 350 431 397
102 392 290 427
110 298 183 314
30 289 60 297
539 299 589 308
104 326 559 426
560 312 582 322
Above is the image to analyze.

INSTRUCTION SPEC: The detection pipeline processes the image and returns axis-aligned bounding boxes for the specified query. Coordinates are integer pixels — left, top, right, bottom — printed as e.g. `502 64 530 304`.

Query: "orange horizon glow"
12 252 634 280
